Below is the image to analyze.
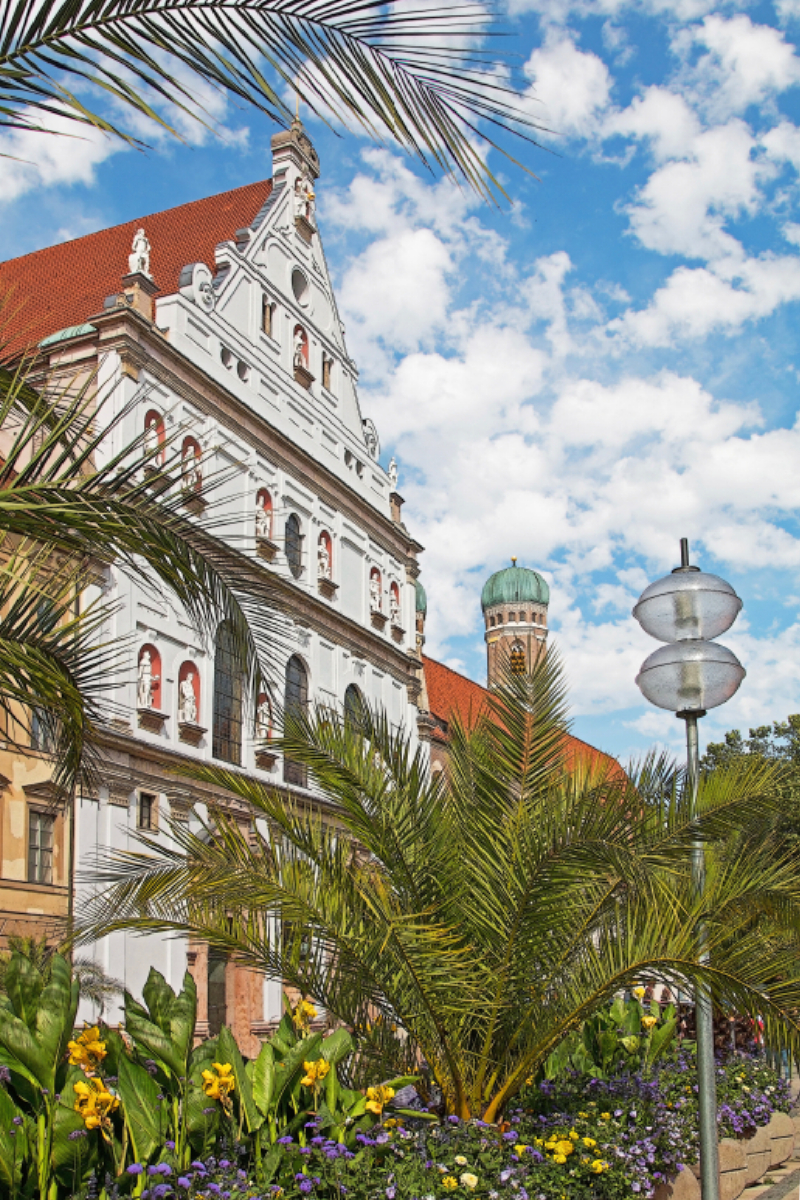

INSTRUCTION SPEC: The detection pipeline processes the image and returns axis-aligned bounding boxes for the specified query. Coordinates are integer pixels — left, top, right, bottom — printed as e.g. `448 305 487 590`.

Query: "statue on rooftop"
129 228 152 279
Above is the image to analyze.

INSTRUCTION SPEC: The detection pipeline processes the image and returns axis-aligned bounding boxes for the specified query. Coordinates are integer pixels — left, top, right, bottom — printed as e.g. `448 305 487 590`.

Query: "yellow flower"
514 1145 528 1156
292 999 318 1032
600 1112 611 1120
544 1140 557 1151
577 1111 589 1119
582 1137 596 1148
553 1154 567 1165
554 1140 574 1157
524 1075 534 1085
568 1130 579 1141
73 1077 119 1136
67 1025 107 1074
590 1160 609 1174
460 1174 478 1190
454 1156 468 1166
301 1059 331 1090
641 1015 657 1031
442 1177 458 1190
365 1084 396 1115
202 1062 235 1106
633 985 646 1000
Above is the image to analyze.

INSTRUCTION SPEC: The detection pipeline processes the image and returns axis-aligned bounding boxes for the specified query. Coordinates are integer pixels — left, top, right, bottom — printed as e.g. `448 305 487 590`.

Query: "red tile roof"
422 655 619 773
0 179 273 358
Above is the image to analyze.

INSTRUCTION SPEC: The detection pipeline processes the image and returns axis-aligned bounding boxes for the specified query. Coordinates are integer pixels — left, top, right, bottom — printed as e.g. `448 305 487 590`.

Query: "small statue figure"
255 697 271 740
362 419 379 460
305 182 316 228
178 673 197 724
129 228 152 278
390 589 401 624
318 539 331 580
138 650 158 709
388 457 399 491
144 415 162 464
293 175 316 226
370 573 382 614
255 500 271 540
293 328 307 370
182 442 202 492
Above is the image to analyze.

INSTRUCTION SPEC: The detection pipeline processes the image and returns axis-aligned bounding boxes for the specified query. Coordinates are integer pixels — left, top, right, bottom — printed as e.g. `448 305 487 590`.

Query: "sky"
3 0 800 763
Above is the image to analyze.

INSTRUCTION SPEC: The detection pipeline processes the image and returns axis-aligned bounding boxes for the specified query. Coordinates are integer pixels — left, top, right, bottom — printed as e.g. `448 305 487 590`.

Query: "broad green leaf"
272 1032 322 1112
35 956 79 1079
3 953 43 1028
51 1069 98 1187
218 1025 262 1134
117 1053 161 1165
0 1083 29 1189
320 1028 353 1067
142 968 177 1033
252 1042 275 1117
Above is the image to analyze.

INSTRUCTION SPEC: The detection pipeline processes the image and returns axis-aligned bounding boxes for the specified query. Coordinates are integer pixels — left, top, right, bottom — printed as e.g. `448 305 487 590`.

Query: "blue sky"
3 0 800 762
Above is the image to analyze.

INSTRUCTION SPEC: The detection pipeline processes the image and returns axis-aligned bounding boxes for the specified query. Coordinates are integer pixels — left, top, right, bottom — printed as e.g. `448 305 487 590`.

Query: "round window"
291 267 310 307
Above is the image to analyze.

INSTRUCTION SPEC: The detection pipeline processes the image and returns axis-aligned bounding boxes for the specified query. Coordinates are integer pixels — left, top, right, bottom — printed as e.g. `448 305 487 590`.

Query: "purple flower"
299 1182 313 1195
0 1066 10 1085
278 1136 293 1145
165 1140 176 1150
219 1160 231 1169
447 1115 460 1124
387 1189 396 1199
12 1117 22 1126
68 1130 87 1141
157 1165 172 1176
127 1165 144 1175
178 1179 191 1189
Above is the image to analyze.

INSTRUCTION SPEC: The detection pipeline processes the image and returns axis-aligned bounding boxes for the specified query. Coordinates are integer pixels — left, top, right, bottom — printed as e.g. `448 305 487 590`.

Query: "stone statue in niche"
144 415 162 463
389 457 398 491
293 175 316 226
182 442 202 492
138 650 158 709
293 328 307 369
318 539 331 580
256 697 271 740
362 419 379 460
255 499 271 540
178 674 197 723
390 589 401 624
369 573 382 614
129 228 152 278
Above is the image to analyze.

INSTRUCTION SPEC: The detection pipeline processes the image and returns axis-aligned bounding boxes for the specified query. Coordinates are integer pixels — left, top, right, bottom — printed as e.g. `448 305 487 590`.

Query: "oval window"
291 267 310 306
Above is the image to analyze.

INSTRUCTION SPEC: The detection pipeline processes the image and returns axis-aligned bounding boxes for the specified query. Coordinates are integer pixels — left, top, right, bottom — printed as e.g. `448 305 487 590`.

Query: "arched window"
284 655 309 786
285 513 303 579
510 639 526 675
212 622 242 764
344 683 365 729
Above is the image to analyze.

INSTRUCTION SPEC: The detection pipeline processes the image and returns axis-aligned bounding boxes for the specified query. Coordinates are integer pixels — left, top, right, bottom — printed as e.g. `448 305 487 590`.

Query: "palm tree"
0 0 545 201
0 351 285 797
77 649 800 1119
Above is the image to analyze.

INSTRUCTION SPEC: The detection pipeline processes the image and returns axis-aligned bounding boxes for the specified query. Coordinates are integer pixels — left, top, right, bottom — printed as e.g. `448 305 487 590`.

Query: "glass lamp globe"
635 640 746 713
632 571 742 643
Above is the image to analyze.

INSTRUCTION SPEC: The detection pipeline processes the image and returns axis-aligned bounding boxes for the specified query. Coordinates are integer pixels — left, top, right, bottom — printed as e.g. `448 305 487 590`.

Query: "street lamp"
633 538 746 1200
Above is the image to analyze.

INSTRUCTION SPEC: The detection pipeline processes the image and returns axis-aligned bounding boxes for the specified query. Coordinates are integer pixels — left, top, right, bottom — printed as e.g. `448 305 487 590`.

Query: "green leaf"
3 952 43 1028
272 1032 322 1112
117 1053 162 1165
218 1025 263 1134
51 1071 98 1186
0 1084 30 1189
252 1042 275 1117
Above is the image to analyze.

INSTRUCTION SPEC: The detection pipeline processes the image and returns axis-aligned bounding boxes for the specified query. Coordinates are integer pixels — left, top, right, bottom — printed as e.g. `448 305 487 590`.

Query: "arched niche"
369 567 383 615
137 643 162 720
181 436 203 493
177 661 200 724
317 530 332 579
143 409 166 466
256 488 273 540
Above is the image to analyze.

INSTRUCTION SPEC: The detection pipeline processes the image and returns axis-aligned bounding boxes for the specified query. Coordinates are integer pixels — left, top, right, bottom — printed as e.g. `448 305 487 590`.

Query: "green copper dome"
415 579 427 615
481 563 550 611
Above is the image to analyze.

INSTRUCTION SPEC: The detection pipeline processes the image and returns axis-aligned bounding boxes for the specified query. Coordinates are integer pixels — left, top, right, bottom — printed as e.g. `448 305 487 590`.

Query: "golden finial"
511 556 517 566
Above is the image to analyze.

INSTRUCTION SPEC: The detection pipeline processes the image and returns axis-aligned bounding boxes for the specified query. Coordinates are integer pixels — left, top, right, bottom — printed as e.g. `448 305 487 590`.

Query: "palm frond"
0 0 547 199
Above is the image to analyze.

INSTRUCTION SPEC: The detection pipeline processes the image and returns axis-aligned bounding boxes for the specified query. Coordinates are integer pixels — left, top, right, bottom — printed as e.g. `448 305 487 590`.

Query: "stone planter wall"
653 1111 797 1200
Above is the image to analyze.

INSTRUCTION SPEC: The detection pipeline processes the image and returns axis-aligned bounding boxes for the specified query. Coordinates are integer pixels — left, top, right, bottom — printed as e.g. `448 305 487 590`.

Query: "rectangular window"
28 810 54 884
138 792 157 830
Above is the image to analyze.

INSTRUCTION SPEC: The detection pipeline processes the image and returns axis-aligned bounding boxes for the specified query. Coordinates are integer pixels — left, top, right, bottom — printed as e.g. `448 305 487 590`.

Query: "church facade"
0 123 429 1050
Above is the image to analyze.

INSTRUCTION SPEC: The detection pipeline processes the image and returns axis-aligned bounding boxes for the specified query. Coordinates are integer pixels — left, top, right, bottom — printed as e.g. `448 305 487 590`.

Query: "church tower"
482 559 550 687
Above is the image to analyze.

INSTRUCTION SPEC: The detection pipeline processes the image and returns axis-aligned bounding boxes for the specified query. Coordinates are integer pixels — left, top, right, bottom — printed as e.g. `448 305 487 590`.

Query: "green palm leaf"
0 0 546 199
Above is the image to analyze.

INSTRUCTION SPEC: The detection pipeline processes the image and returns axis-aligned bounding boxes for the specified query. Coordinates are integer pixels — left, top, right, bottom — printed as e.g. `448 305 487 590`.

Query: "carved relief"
362 419 380 460
179 262 216 312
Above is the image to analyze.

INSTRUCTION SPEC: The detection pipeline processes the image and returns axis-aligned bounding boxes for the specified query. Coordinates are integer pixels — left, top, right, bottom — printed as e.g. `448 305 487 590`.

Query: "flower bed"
67 1052 790 1200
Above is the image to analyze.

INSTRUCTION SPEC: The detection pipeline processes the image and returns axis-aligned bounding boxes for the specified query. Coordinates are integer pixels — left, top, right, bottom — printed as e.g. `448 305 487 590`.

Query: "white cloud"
523 35 612 139
676 15 800 119
0 114 120 204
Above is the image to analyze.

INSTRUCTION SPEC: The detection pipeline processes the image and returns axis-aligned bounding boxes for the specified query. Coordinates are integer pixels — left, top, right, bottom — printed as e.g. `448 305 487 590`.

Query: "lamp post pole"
633 537 746 1200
